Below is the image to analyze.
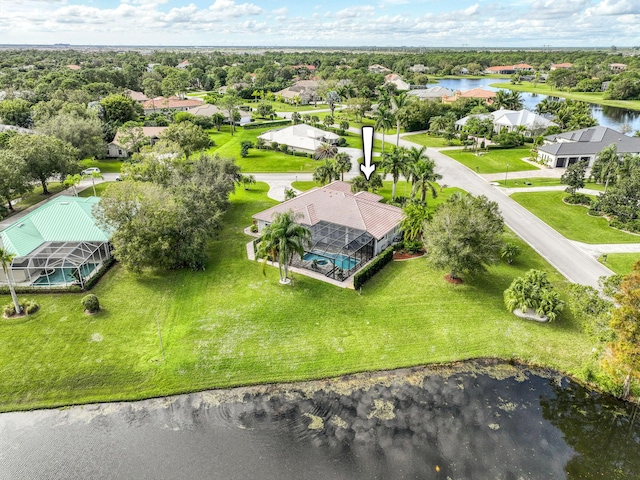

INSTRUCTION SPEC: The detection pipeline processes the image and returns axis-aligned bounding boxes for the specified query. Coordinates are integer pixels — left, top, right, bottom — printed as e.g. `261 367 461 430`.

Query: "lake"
0 360 638 479
430 78 640 133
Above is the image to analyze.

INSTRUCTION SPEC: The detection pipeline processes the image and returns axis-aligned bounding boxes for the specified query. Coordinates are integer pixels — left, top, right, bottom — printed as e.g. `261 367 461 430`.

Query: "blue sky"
1 0 639 47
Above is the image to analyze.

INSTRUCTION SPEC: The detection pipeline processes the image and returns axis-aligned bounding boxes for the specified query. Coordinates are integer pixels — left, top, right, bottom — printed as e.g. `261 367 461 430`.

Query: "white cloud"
272 7 288 15
208 0 263 16
586 0 640 15
334 5 375 19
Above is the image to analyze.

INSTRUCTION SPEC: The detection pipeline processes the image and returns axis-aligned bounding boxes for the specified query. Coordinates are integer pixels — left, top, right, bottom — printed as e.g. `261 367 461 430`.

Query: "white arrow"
360 126 376 180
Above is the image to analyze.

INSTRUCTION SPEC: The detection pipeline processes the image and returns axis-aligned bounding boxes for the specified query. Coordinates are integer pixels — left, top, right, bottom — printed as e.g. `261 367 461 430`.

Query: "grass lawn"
444 146 540 174
403 133 462 148
490 82 640 112
13 182 68 210
78 182 115 197
0 181 597 413
598 253 640 275
79 158 124 174
495 178 605 191
511 191 640 244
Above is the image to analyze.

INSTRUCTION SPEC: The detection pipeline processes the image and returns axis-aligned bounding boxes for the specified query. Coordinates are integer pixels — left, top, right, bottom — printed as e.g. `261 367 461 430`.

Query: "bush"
3 300 39 317
564 193 592 206
353 247 394 290
3 303 16 317
82 294 100 313
504 269 564 321
243 119 291 130
336 137 347 147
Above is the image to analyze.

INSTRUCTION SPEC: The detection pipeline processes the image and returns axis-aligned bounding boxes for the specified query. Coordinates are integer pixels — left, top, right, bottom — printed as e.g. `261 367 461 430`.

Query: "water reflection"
0 360 637 479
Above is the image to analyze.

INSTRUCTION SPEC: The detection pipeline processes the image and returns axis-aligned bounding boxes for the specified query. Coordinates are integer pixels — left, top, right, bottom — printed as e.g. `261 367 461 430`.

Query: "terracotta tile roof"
458 88 496 98
252 181 402 240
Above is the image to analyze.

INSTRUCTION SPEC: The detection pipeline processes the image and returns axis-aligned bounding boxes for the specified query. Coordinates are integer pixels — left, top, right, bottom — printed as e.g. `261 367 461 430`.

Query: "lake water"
0 360 638 479
430 78 640 133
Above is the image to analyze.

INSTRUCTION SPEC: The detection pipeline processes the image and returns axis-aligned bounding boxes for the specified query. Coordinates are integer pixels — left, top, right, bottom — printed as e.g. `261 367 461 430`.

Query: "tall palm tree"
494 89 509 109
429 115 448 135
90 171 103 196
313 159 339 186
379 146 409 201
256 211 312 284
326 91 341 117
373 105 394 152
0 247 21 315
592 143 619 193
334 153 352 181
392 91 411 146
506 90 523 110
407 148 442 203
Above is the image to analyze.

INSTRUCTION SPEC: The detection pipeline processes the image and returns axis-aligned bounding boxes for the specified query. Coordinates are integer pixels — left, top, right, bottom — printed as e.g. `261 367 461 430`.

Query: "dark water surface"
0 361 638 480
430 78 640 133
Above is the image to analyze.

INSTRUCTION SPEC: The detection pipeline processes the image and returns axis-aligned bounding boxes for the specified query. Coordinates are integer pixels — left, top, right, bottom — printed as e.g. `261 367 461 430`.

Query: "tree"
596 169 640 225
256 103 274 118
391 92 412 146
500 242 521 264
313 159 339 186
89 170 103 196
379 146 409 201
429 115 448 135
503 269 564 321
256 210 312 284
314 142 338 160
0 247 21 315
160 121 210 158
241 174 256 190
591 144 619 193
0 150 30 211
323 115 334 130
215 94 243 135
560 159 588 196
334 152 352 181
326 90 341 117
36 112 106 160
8 134 79 195
0 98 32 128
350 172 383 193
424 192 504 281
291 111 301 124
407 147 441 203
373 105 394 152
284 188 297 200
63 173 82 196
400 202 431 244
99 94 142 125
339 120 350 132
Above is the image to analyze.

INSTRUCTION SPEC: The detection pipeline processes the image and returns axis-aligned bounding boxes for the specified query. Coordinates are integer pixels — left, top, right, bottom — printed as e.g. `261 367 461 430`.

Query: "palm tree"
506 90 523 110
429 115 448 135
326 91 341 117
350 172 383 193
494 89 509 109
373 105 394 152
284 188 297 200
314 142 338 160
379 146 409 201
408 149 442 203
63 174 82 196
592 143 619 193
391 92 411 146
241 174 256 190
377 88 392 110
334 153 352 181
256 211 312 284
400 202 431 244
0 247 21 315
90 170 103 196
313 159 339 186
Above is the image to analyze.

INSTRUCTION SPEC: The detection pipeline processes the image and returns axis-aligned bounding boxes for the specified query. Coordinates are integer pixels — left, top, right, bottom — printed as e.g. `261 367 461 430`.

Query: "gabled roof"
539 126 640 157
458 88 496 98
110 126 168 147
408 87 454 99
257 124 339 151
125 89 149 102
0 196 111 257
252 181 402 240
141 96 203 110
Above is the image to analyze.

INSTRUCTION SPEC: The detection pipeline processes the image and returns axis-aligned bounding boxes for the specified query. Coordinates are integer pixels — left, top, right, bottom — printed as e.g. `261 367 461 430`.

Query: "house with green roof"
0 196 112 288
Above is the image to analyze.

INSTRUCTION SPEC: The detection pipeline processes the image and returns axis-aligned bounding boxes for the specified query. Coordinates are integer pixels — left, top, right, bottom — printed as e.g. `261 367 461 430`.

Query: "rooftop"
539 126 640 156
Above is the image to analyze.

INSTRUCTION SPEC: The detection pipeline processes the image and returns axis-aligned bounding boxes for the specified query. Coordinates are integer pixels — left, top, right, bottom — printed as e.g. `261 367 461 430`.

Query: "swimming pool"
303 252 359 271
32 263 98 286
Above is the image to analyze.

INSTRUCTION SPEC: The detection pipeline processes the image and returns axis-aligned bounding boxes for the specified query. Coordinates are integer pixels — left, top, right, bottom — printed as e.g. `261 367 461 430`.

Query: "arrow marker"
360 126 376 180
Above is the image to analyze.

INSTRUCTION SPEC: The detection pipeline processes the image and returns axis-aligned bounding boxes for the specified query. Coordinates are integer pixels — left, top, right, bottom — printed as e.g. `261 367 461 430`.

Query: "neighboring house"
513 64 534 72
609 63 627 73
409 64 427 73
176 60 190 69
550 63 573 70
187 103 252 125
0 196 112 289
65 64 81 71
252 181 403 280
537 126 640 168
276 80 320 105
291 64 316 73
368 64 392 74
443 88 497 104
107 126 168 158
141 96 203 114
125 89 149 103
257 124 339 154
485 65 516 75
407 86 453 101
455 109 558 136
384 73 410 91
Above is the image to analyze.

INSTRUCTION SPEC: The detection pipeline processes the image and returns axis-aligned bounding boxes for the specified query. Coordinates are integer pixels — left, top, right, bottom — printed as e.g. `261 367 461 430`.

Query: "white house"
407 87 453 101
455 109 557 136
141 96 203 115
187 104 252 125
257 124 339 154
384 74 410 91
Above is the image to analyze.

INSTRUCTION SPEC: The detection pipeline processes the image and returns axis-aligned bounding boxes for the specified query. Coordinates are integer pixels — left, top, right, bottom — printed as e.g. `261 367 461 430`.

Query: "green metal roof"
0 196 111 257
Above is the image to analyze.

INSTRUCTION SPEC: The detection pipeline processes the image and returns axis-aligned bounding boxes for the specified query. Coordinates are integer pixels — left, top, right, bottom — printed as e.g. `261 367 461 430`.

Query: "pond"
430 77 640 133
0 360 638 479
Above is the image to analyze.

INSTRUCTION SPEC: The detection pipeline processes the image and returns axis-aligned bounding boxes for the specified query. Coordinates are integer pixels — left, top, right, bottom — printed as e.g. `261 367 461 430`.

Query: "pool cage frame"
5 241 111 289
291 221 375 280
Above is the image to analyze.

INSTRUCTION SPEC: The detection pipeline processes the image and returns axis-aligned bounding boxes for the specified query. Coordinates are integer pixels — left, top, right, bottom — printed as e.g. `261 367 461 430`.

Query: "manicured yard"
79 158 124 174
511 191 640 244
78 181 115 197
403 133 462 148
495 178 605 191
12 182 68 210
444 146 540 174
0 182 597 413
599 253 640 275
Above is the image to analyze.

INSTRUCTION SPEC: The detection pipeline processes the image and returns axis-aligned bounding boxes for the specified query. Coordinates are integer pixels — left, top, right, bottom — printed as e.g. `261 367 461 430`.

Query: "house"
368 64 392 74
513 64 534 72
107 126 168 158
176 60 190 69
407 86 453 101
485 65 516 75
384 74 410 91
275 80 320 105
409 64 427 73
252 181 403 280
125 89 149 103
291 64 316 74
609 63 627 73
140 96 203 115
442 88 496 104
257 124 339 154
550 63 573 70
0 196 112 289
455 109 558 136
187 103 252 125
537 126 640 168
65 65 81 71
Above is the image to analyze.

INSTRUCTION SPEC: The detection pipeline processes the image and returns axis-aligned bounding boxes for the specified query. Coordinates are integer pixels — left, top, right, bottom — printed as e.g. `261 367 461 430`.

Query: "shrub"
564 193 592 206
501 242 521 264
3 303 16 317
504 269 564 321
243 120 291 130
82 294 100 313
23 300 39 315
353 247 394 290
336 137 347 147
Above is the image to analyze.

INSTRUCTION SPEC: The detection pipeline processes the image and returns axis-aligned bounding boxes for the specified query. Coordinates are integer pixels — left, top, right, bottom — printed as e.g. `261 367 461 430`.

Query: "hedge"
243 119 292 130
353 246 394 290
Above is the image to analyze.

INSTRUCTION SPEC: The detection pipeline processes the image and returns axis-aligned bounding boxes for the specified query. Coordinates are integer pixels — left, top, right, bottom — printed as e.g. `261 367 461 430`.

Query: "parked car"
81 167 101 175
115 175 123 181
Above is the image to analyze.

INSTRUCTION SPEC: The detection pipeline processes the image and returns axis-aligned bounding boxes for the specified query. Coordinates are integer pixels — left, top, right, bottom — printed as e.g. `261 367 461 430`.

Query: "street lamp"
505 163 510 186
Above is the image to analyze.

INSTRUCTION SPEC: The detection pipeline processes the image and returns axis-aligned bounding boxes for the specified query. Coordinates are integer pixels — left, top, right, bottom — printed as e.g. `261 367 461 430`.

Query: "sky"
0 0 639 47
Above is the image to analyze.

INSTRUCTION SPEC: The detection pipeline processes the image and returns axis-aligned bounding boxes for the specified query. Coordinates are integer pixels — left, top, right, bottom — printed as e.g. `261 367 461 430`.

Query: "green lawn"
444 146 540 174
79 158 124 174
490 82 640 112
403 133 462 148
0 182 599 413
78 182 115 197
511 191 640 244
599 253 640 275
495 178 606 191
12 182 68 210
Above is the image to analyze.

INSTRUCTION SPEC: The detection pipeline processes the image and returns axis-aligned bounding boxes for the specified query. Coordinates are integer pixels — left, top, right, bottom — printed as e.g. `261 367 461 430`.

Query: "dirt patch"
393 250 425 261
444 274 463 284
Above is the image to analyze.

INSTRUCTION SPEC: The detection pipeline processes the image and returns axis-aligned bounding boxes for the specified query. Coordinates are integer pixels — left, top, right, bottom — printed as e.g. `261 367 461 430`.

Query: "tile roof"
252 181 402 240
539 126 640 157
257 124 339 151
141 97 203 110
